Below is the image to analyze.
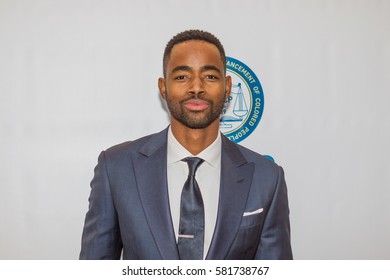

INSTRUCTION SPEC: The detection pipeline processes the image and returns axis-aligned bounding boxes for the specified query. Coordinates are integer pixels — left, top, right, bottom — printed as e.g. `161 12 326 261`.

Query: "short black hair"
163 29 226 77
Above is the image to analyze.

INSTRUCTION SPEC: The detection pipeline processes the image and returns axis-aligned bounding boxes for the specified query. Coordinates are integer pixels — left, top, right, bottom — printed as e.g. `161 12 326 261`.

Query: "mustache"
182 94 212 103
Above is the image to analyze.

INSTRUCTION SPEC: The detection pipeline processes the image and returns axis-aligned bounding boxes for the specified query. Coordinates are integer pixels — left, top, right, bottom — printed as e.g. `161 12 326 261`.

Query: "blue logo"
220 57 264 143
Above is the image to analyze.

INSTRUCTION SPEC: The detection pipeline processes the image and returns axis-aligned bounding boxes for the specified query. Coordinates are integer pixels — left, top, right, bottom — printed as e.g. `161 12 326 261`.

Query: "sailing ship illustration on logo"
220 82 249 128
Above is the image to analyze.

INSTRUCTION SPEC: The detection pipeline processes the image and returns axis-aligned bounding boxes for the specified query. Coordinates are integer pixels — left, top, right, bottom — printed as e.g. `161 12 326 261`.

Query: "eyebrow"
201 65 222 74
171 65 192 74
170 65 222 75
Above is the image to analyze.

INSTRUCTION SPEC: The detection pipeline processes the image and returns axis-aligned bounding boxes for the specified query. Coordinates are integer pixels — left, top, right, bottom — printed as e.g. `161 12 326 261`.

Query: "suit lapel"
132 129 179 260
206 136 255 259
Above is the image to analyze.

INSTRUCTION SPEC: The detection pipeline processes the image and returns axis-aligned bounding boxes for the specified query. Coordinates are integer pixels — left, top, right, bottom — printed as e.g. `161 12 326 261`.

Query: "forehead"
167 40 224 70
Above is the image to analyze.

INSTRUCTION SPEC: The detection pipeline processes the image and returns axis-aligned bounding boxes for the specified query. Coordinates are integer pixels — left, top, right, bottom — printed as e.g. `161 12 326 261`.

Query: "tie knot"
182 157 204 177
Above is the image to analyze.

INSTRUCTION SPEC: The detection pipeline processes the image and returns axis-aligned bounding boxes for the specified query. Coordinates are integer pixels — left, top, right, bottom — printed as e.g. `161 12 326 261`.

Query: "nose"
188 76 205 96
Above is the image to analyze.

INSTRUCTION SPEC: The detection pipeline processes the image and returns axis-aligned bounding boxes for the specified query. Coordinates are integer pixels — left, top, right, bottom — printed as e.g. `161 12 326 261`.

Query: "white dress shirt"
167 127 221 259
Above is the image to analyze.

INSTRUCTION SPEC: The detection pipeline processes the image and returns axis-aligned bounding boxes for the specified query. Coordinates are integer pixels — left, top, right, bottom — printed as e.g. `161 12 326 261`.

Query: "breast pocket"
240 209 265 228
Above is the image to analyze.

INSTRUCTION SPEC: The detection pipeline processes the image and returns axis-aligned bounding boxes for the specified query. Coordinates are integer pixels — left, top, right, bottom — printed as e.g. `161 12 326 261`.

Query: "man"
80 29 292 260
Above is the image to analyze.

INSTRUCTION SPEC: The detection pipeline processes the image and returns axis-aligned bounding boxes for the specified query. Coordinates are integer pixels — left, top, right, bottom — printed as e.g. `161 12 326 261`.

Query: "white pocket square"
243 208 264 216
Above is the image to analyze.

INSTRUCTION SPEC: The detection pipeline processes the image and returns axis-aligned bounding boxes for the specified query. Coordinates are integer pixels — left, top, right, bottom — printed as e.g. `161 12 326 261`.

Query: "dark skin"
158 40 232 155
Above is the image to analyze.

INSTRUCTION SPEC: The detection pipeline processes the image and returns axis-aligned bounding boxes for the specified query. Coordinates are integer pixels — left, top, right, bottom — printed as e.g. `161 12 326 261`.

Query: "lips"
183 99 209 111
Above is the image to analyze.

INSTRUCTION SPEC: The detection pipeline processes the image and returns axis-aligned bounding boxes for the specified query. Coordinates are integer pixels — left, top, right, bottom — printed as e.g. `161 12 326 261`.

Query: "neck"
170 119 220 155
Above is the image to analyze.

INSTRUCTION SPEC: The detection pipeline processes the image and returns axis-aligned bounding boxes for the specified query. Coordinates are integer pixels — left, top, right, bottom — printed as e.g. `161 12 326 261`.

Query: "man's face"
159 40 231 129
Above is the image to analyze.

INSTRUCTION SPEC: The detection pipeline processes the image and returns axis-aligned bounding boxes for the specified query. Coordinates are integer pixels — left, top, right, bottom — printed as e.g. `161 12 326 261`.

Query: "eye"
174 75 187 80
205 74 218 80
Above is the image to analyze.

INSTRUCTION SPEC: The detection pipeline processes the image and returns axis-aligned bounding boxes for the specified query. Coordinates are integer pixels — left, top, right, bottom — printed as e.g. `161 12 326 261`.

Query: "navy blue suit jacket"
80 128 292 259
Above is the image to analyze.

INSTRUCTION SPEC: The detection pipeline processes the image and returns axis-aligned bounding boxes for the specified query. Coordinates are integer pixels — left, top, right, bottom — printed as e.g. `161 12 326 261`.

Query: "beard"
166 93 226 129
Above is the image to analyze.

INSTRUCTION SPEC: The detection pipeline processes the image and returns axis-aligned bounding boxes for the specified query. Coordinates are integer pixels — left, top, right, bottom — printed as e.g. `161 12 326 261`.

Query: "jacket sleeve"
79 151 123 259
255 166 293 259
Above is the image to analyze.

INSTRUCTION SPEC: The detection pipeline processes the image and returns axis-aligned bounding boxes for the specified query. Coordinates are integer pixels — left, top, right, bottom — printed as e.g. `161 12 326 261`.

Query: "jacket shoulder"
223 135 280 167
229 140 283 177
102 132 157 159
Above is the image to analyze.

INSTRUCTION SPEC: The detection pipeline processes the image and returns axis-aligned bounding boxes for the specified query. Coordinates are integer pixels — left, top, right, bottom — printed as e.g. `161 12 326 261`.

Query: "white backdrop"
1 0 389 259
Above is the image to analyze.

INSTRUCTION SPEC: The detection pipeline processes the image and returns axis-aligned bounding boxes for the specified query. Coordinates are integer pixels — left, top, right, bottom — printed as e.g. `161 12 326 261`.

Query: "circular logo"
220 57 264 143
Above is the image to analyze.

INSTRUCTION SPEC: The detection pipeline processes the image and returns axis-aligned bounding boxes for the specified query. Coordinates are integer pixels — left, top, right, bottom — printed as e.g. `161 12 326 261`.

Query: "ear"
225 75 232 100
158 77 167 100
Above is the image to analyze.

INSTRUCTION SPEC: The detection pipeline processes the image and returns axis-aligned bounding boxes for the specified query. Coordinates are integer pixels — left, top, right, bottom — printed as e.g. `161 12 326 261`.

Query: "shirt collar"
167 126 221 168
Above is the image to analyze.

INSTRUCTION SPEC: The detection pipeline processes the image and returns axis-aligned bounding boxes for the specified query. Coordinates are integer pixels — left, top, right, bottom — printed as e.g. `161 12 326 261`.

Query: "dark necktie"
178 157 205 260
